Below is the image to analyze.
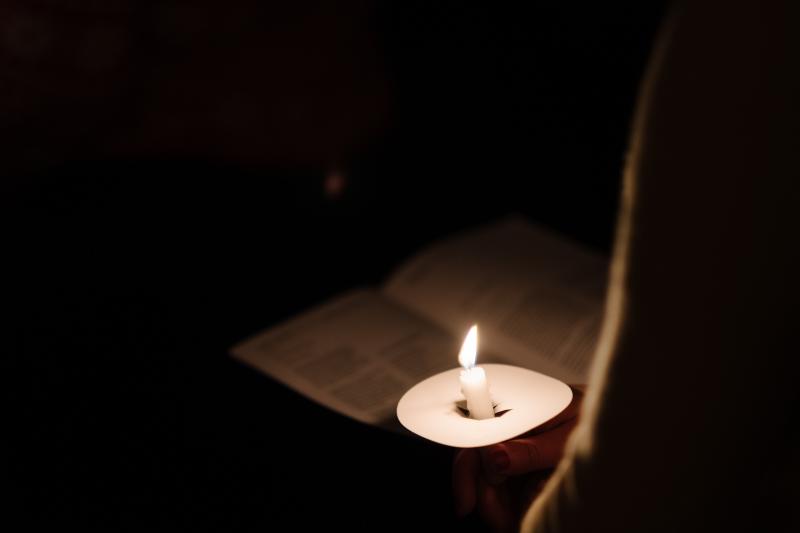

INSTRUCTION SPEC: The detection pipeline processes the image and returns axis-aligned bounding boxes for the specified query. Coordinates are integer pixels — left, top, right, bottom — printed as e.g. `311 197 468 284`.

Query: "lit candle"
458 325 495 419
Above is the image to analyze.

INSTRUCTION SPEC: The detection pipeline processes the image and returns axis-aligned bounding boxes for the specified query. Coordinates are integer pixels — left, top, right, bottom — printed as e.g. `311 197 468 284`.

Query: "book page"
383 216 609 383
230 289 460 429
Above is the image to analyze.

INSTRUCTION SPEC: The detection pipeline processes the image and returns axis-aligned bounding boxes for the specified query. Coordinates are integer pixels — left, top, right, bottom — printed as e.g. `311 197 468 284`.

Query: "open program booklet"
231 217 609 430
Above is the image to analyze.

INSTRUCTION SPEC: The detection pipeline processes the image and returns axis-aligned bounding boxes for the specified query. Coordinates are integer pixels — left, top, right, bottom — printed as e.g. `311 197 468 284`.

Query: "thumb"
486 418 578 476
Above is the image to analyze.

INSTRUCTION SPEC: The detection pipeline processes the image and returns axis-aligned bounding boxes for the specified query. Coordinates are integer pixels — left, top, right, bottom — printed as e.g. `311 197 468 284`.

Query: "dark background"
5 2 668 530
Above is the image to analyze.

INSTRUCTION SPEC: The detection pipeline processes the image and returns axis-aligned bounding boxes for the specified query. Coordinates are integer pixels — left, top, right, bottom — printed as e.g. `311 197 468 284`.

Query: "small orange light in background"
324 170 347 200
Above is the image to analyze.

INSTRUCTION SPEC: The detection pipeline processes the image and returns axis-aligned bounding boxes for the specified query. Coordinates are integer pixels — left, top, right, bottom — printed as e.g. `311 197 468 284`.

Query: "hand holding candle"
452 386 585 526
458 325 495 420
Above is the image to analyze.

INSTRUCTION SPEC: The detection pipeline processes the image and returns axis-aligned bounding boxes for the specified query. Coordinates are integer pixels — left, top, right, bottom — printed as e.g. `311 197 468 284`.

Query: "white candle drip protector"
397 364 573 448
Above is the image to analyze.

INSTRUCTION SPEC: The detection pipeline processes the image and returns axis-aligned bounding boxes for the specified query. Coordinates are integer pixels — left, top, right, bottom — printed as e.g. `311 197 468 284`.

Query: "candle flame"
458 325 479 369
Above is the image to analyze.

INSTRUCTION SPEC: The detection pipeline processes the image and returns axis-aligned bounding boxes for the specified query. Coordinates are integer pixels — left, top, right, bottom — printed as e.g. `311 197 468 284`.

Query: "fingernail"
491 449 510 473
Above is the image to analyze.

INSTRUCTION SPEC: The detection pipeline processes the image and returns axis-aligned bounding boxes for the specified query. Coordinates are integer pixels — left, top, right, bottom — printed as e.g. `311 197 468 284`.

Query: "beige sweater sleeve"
522 3 800 532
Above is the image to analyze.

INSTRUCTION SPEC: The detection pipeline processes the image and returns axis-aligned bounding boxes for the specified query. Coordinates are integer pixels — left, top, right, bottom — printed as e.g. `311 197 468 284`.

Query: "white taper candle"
458 325 494 419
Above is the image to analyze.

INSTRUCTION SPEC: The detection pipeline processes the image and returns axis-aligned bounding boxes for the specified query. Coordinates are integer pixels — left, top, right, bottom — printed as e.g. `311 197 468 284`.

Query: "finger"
477 477 516 533
452 448 480 517
480 447 508 486
486 417 579 476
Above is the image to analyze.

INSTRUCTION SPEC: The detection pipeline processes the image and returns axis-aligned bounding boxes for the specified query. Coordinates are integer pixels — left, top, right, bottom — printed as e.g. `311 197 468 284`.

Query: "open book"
231 216 609 430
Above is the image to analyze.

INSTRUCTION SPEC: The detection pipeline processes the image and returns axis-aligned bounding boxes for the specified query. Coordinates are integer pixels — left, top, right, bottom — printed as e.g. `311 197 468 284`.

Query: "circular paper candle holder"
397 364 573 448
